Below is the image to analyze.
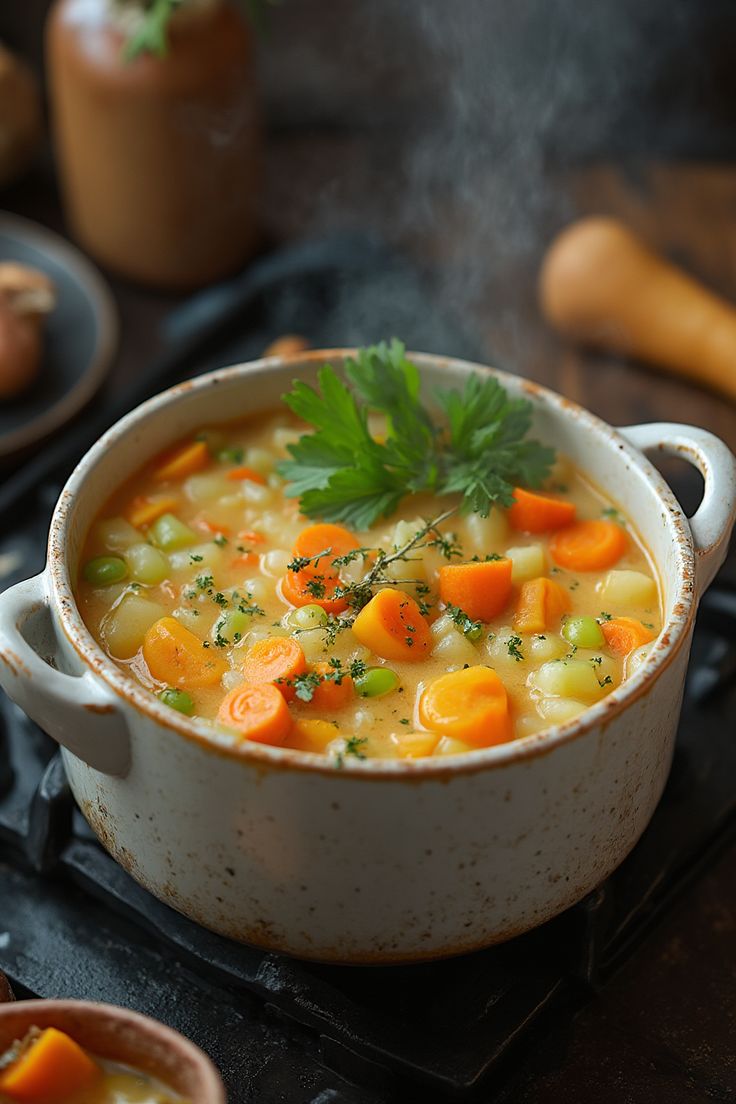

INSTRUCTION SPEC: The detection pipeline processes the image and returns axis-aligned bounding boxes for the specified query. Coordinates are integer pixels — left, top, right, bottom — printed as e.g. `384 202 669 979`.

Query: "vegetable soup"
76 344 661 762
0 1027 184 1104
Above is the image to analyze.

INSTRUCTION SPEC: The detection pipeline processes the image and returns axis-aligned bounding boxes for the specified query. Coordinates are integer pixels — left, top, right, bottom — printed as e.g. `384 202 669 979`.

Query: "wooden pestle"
539 216 736 400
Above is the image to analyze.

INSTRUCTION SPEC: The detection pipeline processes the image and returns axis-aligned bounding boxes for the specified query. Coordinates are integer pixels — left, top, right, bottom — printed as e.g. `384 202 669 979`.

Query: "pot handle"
0 573 130 776
619 422 736 596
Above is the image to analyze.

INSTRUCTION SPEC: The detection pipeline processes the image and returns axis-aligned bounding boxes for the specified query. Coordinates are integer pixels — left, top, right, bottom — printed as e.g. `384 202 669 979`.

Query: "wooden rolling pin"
539 216 736 401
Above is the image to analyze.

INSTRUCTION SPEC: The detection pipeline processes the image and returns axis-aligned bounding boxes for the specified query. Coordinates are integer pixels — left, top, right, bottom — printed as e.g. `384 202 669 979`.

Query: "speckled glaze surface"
0 352 734 963
0 999 225 1101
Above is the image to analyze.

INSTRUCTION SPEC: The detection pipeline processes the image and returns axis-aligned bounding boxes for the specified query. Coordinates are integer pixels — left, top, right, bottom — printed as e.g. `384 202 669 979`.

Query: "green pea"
158 688 195 716
562 615 604 649
83 556 128 586
285 604 328 631
354 666 400 698
149 513 197 551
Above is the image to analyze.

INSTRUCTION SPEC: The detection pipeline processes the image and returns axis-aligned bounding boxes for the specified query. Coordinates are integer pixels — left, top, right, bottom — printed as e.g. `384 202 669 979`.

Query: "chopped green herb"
445 603 483 641
277 340 554 528
599 611 613 622
189 554 204 564
217 447 244 465
507 635 524 662
213 534 228 548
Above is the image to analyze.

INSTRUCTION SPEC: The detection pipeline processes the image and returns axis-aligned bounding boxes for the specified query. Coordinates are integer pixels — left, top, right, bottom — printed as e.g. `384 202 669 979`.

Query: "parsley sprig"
277 340 554 529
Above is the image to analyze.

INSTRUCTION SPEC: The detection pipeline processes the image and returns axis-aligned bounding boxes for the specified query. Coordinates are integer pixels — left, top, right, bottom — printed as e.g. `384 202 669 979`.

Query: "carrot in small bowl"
418 666 512 748
217 683 292 745
602 616 655 656
0 1027 100 1100
352 589 431 662
550 519 628 571
153 439 210 482
242 637 307 701
514 577 571 634
507 487 576 533
143 617 227 688
439 558 512 621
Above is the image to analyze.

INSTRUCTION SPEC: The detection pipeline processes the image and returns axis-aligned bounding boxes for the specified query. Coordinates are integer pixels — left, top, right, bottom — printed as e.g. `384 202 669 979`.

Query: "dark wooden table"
3 138 735 1102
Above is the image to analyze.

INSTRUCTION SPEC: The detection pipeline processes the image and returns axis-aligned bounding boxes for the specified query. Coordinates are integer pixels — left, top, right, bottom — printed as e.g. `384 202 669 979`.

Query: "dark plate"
0 212 118 458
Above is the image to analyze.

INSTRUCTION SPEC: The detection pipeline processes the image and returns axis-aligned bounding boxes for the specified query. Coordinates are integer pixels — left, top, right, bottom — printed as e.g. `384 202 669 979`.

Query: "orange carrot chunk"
292 523 360 565
306 662 355 710
280 567 349 614
125 494 179 529
602 616 655 656
550 519 628 571
352 589 431 662
226 466 267 484
0 1027 100 1100
242 636 307 701
418 667 512 748
143 616 227 688
153 439 209 482
439 558 513 621
514 577 571 633
508 487 576 533
217 683 292 745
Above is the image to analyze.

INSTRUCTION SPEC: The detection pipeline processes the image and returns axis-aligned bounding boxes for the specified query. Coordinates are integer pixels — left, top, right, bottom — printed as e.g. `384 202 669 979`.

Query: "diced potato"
464 508 508 556
94 517 141 553
244 446 276 474
172 606 211 633
103 594 167 659
294 626 328 664
183 473 232 504
168 543 223 572
505 543 546 583
222 669 246 692
484 626 525 670
390 517 425 548
430 613 457 642
598 569 657 609
124 542 170 585
242 481 275 506
515 713 548 738
434 736 474 756
536 697 587 724
261 548 291 577
573 649 618 685
526 632 568 663
530 658 609 702
386 555 426 587
239 576 274 604
626 642 653 679
431 628 479 667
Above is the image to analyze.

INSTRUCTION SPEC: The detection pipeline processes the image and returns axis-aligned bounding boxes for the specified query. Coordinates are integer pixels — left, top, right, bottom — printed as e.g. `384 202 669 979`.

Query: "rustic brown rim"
0 999 225 1101
48 350 697 779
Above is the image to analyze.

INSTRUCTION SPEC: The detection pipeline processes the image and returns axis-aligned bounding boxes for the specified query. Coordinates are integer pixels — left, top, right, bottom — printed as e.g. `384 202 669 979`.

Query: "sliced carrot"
285 717 339 753
513 577 571 633
352 588 431 662
238 529 266 544
602 616 655 656
217 683 292 745
550 519 628 571
439 558 512 621
280 566 349 614
153 439 209 482
307 662 354 710
242 636 307 701
418 666 512 748
126 494 179 529
0 1027 100 1100
292 523 360 567
226 466 266 484
143 616 227 688
508 487 576 533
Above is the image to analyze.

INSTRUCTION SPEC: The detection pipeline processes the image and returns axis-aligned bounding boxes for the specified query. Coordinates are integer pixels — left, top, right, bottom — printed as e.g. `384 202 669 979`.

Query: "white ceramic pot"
0 352 734 963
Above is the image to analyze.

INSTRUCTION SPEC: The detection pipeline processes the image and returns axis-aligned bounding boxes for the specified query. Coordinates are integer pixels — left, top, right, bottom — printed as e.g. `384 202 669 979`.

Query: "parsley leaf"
277 341 554 528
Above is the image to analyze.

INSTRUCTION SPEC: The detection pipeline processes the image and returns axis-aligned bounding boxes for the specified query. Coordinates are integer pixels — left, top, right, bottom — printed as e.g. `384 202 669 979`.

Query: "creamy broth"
75 407 661 761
